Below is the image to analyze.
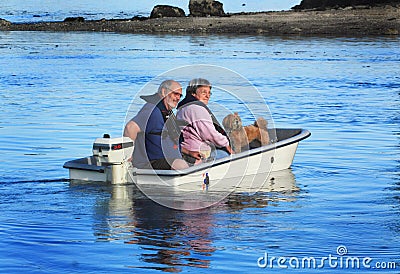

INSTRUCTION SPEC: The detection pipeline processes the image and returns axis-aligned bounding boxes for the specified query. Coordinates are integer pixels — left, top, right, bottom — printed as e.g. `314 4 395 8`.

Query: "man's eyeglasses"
172 92 182 98
167 88 183 98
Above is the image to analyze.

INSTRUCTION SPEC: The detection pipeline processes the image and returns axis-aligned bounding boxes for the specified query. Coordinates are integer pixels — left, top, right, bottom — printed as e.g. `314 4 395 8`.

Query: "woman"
177 78 233 165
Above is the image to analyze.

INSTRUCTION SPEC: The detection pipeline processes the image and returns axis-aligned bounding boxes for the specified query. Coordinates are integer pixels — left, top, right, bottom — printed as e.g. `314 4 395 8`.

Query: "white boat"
64 128 310 193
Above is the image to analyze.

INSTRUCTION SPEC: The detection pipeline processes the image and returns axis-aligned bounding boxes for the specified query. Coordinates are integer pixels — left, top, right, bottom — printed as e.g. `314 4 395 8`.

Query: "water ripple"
1 32 399 272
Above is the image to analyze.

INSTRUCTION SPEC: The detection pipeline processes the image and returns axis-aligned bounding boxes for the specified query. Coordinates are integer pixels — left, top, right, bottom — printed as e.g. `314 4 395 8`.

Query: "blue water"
1 30 400 273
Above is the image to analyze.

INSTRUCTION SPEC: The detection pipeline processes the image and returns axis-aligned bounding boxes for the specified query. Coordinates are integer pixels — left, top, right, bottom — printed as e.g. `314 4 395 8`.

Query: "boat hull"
64 128 310 191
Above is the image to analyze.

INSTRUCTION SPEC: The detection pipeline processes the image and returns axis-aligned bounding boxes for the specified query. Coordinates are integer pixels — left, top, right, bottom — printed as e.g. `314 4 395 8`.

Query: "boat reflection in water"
70 169 298 271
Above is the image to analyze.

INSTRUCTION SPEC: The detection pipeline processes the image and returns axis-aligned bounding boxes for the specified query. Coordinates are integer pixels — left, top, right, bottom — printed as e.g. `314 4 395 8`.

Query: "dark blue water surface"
1 31 399 273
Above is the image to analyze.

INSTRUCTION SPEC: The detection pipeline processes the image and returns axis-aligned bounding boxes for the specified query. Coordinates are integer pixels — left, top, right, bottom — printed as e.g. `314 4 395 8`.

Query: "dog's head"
222 112 242 131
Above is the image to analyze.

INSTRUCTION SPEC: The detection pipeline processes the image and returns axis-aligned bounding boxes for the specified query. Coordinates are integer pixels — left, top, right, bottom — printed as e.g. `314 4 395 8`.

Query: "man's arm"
123 120 141 140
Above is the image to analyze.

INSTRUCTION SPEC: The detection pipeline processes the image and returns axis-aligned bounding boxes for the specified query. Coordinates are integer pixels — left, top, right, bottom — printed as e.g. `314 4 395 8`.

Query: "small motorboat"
63 128 310 193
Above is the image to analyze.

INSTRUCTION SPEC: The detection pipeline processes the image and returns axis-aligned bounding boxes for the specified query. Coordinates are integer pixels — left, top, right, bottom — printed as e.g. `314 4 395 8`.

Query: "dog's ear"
234 112 238 115
222 115 231 129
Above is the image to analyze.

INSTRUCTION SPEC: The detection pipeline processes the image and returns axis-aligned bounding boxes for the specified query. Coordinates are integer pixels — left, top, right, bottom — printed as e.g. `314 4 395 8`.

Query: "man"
124 80 188 170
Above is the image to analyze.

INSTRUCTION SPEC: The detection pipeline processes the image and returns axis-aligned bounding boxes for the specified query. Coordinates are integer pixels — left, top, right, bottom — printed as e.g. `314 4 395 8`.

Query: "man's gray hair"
158 80 176 95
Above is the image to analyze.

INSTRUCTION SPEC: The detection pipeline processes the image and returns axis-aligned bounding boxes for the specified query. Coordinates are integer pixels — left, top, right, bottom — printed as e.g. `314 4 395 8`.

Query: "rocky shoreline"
0 5 399 36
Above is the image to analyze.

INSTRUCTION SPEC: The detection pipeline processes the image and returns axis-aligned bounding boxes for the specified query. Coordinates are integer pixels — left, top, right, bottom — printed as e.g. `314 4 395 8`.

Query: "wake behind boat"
63 128 310 193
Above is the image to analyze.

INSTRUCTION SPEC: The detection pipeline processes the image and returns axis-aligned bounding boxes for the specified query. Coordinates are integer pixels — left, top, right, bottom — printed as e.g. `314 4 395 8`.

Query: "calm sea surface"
0 30 399 273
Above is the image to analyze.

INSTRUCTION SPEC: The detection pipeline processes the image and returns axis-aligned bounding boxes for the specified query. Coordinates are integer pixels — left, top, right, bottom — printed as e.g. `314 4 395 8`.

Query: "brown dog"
222 113 270 153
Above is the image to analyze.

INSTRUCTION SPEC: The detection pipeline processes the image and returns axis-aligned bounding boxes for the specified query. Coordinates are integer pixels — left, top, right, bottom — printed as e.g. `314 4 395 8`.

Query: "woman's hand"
181 147 203 160
226 145 234 154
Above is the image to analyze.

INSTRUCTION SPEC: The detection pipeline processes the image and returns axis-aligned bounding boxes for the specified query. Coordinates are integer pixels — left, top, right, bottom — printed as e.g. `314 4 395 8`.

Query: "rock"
385 28 399 35
131 15 148 21
64 17 85 22
189 0 225 17
0 18 11 27
292 0 400 10
150 5 185 18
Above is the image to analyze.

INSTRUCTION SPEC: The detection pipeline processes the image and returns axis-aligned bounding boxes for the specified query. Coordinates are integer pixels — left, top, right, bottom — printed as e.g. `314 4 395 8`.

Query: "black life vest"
140 93 184 145
177 94 228 137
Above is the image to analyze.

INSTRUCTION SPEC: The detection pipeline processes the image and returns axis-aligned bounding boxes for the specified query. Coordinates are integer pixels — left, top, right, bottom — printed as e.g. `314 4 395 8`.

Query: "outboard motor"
92 134 134 164
92 134 134 184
